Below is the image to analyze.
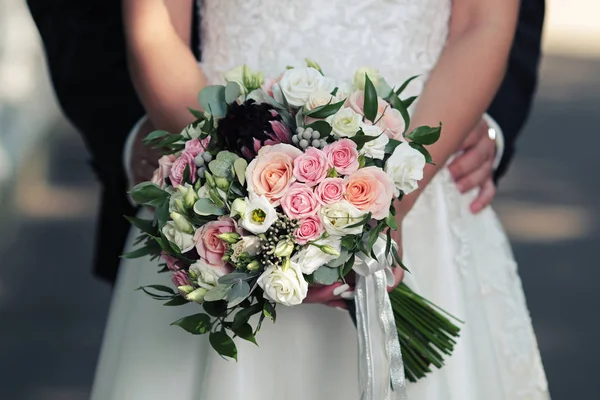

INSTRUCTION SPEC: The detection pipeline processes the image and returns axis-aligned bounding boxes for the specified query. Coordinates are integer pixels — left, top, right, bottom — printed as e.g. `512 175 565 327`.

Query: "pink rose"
193 217 239 267
345 90 405 138
315 178 346 205
345 167 395 220
151 154 177 188
261 77 279 98
293 147 328 187
172 270 191 288
161 252 185 271
246 144 303 205
281 183 320 220
294 215 324 245
184 137 210 158
324 139 360 175
169 152 197 188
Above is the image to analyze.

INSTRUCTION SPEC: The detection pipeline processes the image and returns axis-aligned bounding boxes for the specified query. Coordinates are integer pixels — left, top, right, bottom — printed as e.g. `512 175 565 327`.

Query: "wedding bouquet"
126 60 460 384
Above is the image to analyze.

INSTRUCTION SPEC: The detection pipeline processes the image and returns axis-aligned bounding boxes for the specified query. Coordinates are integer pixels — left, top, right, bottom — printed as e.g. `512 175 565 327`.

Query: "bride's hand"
305 282 351 309
388 228 405 292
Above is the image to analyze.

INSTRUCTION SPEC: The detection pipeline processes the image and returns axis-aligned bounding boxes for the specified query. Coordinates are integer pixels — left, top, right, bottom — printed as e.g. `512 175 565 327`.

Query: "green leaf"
233 158 248 185
187 107 205 119
341 235 357 251
198 85 227 117
408 142 433 164
341 253 356 277
305 120 332 137
225 81 241 104
304 100 345 119
143 284 176 294
204 284 232 302
313 265 339 285
209 331 238 361
346 212 372 229
349 132 381 150
143 130 170 143
233 323 258 345
263 302 276 322
193 198 226 216
164 296 189 306
202 300 228 317
395 75 420 96
226 280 251 308
403 96 417 109
121 245 155 259
386 228 393 255
363 74 378 123
232 303 263 330
386 212 398 231
171 313 212 335
384 139 403 154
155 199 170 229
406 124 442 145
375 78 394 98
130 182 170 208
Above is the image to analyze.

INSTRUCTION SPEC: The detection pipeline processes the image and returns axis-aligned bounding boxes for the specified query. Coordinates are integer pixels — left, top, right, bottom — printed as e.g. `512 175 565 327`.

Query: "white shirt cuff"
124 115 148 206
483 113 504 170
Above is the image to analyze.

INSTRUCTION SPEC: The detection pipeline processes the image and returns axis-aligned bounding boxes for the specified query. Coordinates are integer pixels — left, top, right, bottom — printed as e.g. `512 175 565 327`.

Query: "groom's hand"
448 118 496 214
130 118 162 186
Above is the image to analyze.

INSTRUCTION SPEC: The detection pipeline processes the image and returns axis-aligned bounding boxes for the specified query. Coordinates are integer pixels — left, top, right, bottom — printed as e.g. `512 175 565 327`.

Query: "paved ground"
0 54 598 399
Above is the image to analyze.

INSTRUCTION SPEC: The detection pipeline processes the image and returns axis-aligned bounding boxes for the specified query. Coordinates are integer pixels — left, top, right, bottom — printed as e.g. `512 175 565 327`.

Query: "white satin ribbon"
353 236 408 400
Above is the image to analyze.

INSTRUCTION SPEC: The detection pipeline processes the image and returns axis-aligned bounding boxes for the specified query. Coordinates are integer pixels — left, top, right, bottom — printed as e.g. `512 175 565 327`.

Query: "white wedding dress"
91 1 550 399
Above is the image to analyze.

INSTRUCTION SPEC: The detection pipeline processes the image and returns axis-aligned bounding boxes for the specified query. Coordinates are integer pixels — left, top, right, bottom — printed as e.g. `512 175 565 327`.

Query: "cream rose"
319 200 367 236
353 66 381 90
359 124 389 160
189 259 229 290
279 67 336 108
161 221 195 253
326 107 363 138
257 261 308 306
304 90 343 112
385 142 426 196
292 236 342 275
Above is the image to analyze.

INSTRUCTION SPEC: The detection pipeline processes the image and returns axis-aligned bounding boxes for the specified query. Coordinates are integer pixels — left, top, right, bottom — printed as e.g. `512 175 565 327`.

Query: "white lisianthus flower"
359 124 389 160
326 107 363 138
292 236 342 275
304 90 343 112
279 67 336 107
162 221 195 252
230 235 262 263
169 190 186 213
181 122 205 139
258 261 308 306
189 259 226 290
239 195 278 234
385 142 426 196
319 200 367 236
353 66 381 90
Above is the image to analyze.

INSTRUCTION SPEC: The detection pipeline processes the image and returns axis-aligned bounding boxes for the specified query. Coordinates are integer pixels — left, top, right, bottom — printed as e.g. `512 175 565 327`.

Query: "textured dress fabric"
90 1 550 399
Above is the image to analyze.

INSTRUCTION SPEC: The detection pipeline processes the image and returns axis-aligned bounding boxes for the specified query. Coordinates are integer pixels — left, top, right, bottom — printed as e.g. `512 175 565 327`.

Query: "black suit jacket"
27 0 542 285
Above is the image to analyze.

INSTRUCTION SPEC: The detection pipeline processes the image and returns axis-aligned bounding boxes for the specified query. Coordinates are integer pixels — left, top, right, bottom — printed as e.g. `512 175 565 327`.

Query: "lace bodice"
198 0 450 94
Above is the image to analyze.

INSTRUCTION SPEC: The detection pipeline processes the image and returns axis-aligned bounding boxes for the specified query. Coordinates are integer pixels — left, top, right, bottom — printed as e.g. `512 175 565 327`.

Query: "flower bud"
281 257 291 272
204 171 216 187
247 260 260 271
274 240 294 258
186 287 208 304
231 198 247 218
170 212 194 234
215 177 230 191
218 232 241 244
353 67 381 90
305 58 323 74
172 197 186 214
177 285 195 295
178 184 199 208
320 245 341 257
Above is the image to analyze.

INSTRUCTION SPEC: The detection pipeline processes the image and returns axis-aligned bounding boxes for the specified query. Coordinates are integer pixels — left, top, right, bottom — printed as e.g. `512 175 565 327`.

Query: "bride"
91 0 549 399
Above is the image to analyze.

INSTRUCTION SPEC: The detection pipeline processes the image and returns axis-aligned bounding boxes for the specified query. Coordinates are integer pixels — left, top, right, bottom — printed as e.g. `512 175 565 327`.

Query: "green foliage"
193 198 226 216
130 182 170 208
225 81 241 104
199 85 228 117
363 74 379 123
171 313 213 335
305 120 333 137
408 142 433 164
208 151 239 179
406 124 442 146
209 331 238 361
313 265 339 285
304 100 345 119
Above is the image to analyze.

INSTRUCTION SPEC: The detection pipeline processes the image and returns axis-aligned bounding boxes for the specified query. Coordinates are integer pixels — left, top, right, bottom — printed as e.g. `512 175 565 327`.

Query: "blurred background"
0 0 598 399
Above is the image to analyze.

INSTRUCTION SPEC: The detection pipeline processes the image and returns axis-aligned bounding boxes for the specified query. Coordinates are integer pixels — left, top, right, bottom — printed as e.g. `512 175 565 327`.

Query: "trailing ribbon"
353 236 408 400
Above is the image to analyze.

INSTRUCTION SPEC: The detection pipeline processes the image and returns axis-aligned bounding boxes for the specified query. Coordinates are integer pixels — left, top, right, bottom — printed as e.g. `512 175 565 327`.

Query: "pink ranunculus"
323 139 360 175
193 217 239 267
345 167 395 220
169 152 197 188
294 215 324 245
151 154 178 188
315 178 347 205
261 77 278 97
171 270 191 287
184 138 204 158
280 183 320 220
293 147 329 187
161 252 185 271
345 90 405 138
246 144 303 205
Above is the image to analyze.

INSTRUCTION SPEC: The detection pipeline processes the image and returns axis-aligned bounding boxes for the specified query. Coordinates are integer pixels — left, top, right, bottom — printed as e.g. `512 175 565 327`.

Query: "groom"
27 0 545 285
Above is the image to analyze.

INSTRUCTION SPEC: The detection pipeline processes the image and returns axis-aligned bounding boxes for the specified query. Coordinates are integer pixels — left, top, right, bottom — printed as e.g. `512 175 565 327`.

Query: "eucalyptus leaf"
193 198 226 216
313 265 339 285
198 85 227 118
171 313 212 335
209 331 238 360
225 81 242 104
325 249 350 268
363 74 378 123
227 281 251 308
233 158 248 185
204 284 232 302
218 272 253 285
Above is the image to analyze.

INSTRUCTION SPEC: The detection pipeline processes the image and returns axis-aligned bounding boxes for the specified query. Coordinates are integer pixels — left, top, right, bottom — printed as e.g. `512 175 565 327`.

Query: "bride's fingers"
305 282 346 304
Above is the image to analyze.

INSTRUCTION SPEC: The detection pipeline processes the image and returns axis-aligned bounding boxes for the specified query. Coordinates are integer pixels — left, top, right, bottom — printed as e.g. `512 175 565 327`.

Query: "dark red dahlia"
217 100 292 160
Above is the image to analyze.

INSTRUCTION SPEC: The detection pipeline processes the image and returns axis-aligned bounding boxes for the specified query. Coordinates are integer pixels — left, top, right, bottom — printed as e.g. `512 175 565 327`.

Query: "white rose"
359 124 389 160
279 67 336 107
353 66 381 90
304 90 343 112
257 261 308 306
239 195 278 234
326 107 363 138
162 221 195 252
385 142 426 196
293 236 342 275
230 235 262 263
190 259 226 290
319 200 367 236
